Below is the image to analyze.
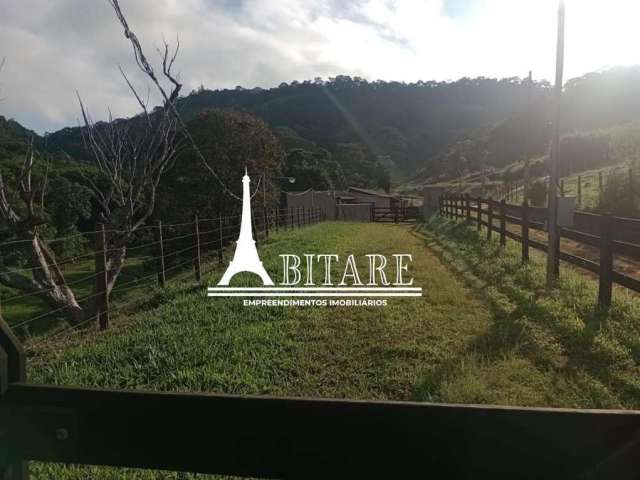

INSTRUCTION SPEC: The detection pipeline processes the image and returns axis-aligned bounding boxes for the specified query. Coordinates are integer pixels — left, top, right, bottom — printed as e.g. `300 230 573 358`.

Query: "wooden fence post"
560 179 565 197
0 308 28 479
465 194 471 224
264 208 269 239
193 215 202 283
499 199 506 247
156 221 166 288
290 208 294 230
297 207 301 229
598 213 614 309
487 197 493 241
0 310 26 387
521 201 530 264
218 217 224 264
95 223 110 330
599 171 604 202
476 197 482 231
577 175 582 206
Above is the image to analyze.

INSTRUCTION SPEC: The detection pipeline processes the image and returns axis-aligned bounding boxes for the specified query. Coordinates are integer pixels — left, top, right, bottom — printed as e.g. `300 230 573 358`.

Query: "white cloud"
1 0 639 133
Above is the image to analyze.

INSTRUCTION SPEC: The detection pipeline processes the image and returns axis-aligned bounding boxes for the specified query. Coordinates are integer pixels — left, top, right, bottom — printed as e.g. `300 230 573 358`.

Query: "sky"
1 0 640 134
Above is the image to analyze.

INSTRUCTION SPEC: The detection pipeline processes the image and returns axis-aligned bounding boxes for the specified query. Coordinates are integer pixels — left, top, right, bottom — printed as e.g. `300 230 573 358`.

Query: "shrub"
529 179 547 206
598 170 640 217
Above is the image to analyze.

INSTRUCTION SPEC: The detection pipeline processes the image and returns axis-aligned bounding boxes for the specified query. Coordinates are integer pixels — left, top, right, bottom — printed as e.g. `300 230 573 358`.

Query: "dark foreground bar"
2 383 640 479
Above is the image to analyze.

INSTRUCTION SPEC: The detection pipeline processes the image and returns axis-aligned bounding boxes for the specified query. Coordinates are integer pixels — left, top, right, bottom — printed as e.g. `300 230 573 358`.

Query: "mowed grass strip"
31 222 492 401
413 216 640 410
30 222 492 478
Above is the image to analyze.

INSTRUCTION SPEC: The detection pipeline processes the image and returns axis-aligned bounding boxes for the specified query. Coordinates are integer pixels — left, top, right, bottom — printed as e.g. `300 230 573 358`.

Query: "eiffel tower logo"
218 169 274 286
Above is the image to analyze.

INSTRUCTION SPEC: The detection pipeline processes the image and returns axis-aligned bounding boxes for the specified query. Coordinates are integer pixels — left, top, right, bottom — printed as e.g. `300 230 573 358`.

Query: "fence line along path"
0 207 325 344
439 193 640 308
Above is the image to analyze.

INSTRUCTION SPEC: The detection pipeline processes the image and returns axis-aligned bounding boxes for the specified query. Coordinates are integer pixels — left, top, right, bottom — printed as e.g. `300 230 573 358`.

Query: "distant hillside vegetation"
416 66 640 183
6 66 640 197
44 75 552 180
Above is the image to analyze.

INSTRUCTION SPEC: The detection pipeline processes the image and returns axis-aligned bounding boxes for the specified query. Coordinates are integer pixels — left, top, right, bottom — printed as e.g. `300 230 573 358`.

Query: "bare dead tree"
0 2 184 328
73 0 183 296
0 140 86 324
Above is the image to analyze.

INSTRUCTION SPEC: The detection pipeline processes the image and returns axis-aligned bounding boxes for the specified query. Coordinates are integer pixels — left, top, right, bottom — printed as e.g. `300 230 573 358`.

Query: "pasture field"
25 220 640 478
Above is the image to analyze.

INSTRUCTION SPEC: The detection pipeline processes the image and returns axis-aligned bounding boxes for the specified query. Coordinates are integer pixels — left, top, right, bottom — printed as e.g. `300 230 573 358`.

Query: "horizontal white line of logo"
208 292 422 297
207 287 422 291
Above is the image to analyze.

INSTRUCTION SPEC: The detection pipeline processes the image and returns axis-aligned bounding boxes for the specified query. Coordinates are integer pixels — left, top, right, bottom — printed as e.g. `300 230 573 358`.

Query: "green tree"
157 109 282 223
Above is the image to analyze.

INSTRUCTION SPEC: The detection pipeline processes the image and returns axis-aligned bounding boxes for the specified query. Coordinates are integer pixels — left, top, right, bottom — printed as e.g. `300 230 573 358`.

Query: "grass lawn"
1 244 194 339
23 219 640 478
559 163 629 210
413 216 640 409
30 221 492 479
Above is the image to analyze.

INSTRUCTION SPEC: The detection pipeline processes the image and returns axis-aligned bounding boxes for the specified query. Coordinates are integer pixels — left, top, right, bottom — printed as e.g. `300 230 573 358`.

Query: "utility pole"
524 70 533 203
546 0 565 288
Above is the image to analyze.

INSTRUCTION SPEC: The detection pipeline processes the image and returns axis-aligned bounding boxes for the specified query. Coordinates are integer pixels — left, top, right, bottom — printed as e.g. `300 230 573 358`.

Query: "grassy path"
29 222 495 479
31 222 492 401
413 217 640 410
27 219 640 478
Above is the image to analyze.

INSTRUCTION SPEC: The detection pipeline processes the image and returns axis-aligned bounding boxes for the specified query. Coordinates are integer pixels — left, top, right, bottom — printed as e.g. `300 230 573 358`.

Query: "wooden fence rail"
2 306 640 479
439 194 640 308
3 205 640 477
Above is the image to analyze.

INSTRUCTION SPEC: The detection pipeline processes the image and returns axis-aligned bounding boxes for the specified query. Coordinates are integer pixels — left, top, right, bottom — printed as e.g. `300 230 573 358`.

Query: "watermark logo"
208 171 421 306
217 168 274 286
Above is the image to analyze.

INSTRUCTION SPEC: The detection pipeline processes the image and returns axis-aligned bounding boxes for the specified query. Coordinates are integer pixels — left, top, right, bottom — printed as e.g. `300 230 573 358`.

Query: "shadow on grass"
410 215 640 408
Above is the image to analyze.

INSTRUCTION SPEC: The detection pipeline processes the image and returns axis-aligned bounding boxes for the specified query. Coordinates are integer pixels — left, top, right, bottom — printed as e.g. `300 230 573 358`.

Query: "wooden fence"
3 204 640 477
371 206 422 223
439 194 640 307
2 313 640 479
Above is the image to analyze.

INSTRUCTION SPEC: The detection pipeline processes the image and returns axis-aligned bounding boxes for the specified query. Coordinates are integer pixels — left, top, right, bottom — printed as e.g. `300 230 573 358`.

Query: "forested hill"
8 66 640 191
414 66 640 183
0 115 41 157
176 75 549 173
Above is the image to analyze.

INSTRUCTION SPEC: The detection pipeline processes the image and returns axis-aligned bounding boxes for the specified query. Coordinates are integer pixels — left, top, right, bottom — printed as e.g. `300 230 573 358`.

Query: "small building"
285 190 339 220
346 187 401 211
285 187 411 222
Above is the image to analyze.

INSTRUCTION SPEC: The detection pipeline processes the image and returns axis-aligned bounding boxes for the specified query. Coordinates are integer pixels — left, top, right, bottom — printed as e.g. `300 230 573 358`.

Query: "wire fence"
461 164 637 210
0 206 326 349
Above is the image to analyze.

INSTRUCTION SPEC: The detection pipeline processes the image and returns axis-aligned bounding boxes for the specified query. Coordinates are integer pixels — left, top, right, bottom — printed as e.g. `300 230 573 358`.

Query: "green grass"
23 219 640 478
29 221 492 479
559 163 629 209
1 248 187 338
413 216 640 409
